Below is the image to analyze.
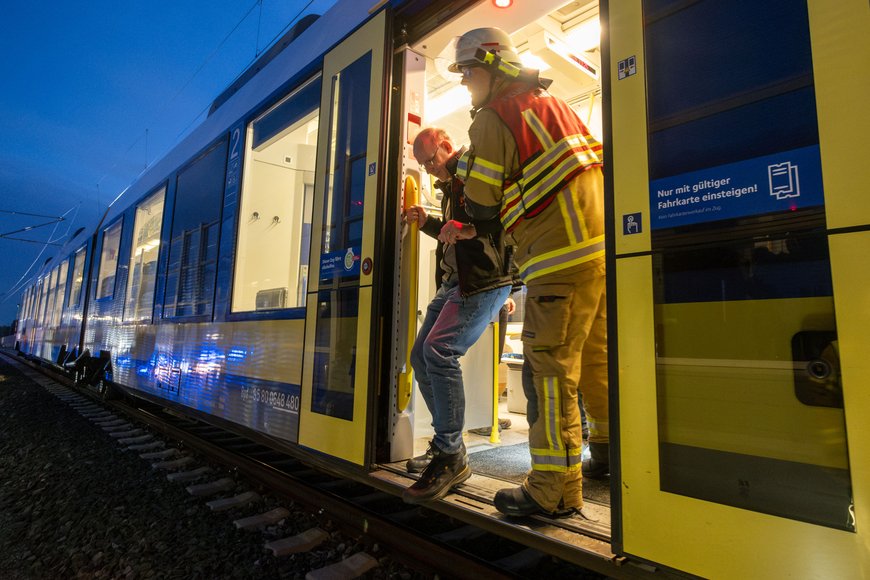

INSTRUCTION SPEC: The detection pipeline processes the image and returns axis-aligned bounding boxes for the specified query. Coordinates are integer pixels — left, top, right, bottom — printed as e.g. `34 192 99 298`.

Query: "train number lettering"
241 385 298 413
229 128 241 160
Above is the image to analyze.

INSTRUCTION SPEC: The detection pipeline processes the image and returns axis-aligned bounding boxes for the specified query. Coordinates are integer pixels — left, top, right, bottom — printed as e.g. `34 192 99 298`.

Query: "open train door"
298 9 389 466
607 0 869 577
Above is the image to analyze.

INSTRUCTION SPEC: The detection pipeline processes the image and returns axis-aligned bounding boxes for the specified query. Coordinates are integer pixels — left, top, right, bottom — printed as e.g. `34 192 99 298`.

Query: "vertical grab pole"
490 319 501 444
397 175 419 412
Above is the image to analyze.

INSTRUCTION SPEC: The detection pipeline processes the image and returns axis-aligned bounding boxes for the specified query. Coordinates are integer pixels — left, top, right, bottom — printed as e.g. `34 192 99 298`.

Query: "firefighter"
450 28 609 516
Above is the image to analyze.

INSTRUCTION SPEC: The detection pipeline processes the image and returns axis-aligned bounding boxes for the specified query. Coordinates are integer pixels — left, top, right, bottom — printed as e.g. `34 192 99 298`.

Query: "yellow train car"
12 0 868 577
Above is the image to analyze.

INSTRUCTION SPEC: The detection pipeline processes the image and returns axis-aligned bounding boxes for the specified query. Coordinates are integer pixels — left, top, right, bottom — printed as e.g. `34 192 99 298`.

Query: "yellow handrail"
397 175 419 412
490 319 501 444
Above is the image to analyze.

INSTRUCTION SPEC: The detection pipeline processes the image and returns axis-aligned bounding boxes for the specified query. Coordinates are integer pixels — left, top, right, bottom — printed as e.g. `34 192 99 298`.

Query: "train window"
67 246 86 308
50 259 68 326
44 266 59 326
20 287 30 327
37 276 50 326
124 187 166 321
96 220 123 300
232 77 321 313
163 139 228 318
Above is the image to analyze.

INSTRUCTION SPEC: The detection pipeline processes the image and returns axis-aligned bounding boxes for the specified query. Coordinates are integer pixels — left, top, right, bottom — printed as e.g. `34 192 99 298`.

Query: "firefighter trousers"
520 264 607 511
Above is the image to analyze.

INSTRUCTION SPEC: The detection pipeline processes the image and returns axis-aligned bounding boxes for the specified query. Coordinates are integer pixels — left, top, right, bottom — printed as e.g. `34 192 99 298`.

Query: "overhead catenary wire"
1 204 81 304
0 209 65 220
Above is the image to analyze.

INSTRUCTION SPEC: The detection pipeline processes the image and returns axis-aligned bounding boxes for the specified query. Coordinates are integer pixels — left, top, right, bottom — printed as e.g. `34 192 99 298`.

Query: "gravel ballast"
0 357 418 579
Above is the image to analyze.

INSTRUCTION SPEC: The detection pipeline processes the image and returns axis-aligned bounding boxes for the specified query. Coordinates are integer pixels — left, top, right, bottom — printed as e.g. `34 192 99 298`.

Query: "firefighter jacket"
419 151 515 296
458 82 605 283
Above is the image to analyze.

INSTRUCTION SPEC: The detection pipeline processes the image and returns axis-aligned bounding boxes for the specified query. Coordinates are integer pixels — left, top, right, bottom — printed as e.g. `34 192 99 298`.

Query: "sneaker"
582 442 610 479
402 446 470 504
406 440 465 473
468 418 512 436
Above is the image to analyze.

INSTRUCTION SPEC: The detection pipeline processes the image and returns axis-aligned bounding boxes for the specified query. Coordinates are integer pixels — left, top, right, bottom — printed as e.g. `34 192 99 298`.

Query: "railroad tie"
233 507 290 530
166 466 212 483
117 434 154 445
305 552 379 580
109 429 145 439
95 418 129 427
152 456 195 470
206 491 260 512
125 440 165 452
264 527 329 557
102 423 135 433
186 477 235 497
83 412 115 420
139 448 180 460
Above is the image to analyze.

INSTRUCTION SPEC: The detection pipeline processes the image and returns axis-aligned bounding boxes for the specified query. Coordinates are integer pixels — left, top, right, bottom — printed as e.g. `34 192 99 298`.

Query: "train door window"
51 259 69 326
124 187 166 321
309 51 372 421
232 76 321 313
644 0 851 530
163 139 228 319
67 246 86 308
96 220 123 300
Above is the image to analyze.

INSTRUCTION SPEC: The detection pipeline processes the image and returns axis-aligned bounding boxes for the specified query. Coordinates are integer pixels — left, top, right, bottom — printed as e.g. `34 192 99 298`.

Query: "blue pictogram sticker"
768 161 800 199
368 162 377 176
623 212 642 235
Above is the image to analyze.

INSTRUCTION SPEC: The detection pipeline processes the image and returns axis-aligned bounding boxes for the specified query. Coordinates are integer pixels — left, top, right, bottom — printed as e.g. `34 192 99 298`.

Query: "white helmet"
448 27 522 73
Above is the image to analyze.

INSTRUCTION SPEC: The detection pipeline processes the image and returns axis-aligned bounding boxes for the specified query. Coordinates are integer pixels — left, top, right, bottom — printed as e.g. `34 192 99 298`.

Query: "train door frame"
383 0 616 508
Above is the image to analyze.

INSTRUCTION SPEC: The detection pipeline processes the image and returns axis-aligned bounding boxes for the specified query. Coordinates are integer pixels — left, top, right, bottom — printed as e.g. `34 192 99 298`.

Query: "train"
10 0 869 577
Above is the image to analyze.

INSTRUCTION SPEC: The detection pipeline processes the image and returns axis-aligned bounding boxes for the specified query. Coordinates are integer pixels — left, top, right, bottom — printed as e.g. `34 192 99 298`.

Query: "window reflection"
125 188 165 321
97 221 123 300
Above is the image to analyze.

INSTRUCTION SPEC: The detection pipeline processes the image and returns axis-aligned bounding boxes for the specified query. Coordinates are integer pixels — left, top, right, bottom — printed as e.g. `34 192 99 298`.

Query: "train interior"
388 0 611 532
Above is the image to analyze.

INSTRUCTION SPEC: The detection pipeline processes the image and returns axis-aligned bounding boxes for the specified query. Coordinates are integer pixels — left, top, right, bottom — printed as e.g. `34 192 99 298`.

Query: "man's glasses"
420 142 441 172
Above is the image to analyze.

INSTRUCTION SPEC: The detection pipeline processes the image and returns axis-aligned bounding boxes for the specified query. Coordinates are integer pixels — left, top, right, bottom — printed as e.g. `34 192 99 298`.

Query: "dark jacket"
420 153 515 296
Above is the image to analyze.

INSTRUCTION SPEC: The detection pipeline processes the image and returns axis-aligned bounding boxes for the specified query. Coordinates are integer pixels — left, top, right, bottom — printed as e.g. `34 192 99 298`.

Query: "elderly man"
401 127 514 503
451 28 609 517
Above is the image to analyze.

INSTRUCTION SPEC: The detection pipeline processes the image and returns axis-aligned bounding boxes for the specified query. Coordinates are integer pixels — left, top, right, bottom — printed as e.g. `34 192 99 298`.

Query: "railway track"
2 351 617 579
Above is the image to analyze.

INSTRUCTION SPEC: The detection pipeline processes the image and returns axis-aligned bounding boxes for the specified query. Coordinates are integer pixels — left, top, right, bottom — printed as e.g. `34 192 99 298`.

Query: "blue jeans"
411 282 511 454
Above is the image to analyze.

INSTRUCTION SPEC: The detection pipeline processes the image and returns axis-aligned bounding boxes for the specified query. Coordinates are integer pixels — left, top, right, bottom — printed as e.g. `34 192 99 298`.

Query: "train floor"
384 399 612 540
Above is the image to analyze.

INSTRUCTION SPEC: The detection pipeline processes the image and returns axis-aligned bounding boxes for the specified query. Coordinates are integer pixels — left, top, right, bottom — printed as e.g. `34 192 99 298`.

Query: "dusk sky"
0 0 337 327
